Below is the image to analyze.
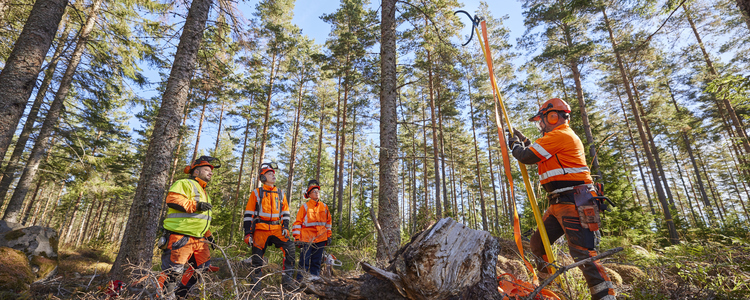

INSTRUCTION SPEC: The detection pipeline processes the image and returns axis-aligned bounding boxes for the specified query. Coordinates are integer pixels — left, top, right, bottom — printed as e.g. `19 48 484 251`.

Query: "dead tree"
304 217 502 299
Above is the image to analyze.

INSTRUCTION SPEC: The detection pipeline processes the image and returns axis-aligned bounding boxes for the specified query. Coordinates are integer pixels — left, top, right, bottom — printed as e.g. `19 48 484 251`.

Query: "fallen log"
304 217 503 300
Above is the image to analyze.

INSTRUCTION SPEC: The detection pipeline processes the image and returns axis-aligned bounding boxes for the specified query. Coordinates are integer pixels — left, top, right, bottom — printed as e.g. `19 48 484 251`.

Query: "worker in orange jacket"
243 162 296 289
508 98 616 300
157 156 221 299
292 179 332 279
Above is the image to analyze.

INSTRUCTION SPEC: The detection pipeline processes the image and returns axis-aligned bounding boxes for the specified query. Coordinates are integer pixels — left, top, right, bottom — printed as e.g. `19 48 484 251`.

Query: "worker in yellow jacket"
292 179 332 279
157 156 220 299
243 162 296 289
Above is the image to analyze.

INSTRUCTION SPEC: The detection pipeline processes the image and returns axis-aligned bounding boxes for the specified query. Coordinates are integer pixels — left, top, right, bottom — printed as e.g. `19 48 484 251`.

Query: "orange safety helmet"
304 179 321 198
258 162 276 182
183 156 222 174
529 98 571 123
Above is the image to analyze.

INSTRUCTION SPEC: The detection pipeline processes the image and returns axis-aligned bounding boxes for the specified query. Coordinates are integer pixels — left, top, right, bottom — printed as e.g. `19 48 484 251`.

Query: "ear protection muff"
259 173 267 183
546 111 559 125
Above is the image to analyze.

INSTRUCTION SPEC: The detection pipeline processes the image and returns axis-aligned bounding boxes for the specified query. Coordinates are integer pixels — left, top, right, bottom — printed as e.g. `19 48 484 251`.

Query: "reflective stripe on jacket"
243 185 290 233
528 124 593 193
292 199 332 243
163 178 212 237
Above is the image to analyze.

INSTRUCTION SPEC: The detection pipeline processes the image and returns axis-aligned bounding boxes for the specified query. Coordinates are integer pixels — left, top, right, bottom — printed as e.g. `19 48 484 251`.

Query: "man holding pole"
508 98 616 300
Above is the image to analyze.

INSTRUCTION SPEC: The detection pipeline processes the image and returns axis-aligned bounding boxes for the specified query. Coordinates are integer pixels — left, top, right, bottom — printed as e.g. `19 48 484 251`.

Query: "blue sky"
129 0 527 160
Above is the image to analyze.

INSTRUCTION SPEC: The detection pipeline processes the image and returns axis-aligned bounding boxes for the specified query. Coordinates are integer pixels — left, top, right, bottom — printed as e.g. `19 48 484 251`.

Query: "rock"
0 247 34 292
0 220 23 234
606 264 645 284
0 224 59 282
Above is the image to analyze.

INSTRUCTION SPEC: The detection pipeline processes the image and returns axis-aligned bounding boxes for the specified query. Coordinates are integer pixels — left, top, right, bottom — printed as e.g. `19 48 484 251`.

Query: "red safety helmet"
183 156 221 174
304 179 321 198
529 98 571 122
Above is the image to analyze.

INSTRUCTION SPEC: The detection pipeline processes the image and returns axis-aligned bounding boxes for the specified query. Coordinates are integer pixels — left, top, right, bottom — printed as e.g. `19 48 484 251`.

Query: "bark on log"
304 218 502 299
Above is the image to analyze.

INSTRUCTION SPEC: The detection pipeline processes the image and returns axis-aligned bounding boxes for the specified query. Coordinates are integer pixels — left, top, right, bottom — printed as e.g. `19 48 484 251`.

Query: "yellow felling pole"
473 22 557 274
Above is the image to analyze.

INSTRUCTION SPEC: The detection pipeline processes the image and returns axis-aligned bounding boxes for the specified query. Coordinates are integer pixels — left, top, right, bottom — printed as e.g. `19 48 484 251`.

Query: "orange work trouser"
530 200 616 300
157 233 212 298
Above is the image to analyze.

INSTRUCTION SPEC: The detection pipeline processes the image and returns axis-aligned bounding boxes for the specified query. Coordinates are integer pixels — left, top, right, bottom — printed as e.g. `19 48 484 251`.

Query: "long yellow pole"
473 21 557 274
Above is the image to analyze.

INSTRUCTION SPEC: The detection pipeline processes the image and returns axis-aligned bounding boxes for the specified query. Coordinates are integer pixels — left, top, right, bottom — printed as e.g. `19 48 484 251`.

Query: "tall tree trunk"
33 183 56 226
601 7 679 244
411 130 419 234
669 145 701 225
684 4 750 156
315 95 326 181
666 83 714 223
614 86 654 214
332 74 342 219
168 97 194 186
561 23 598 175
337 78 350 228
3 0 104 223
426 48 442 219
438 102 450 216
467 76 487 231
286 81 305 206
256 52 278 178
21 180 44 226
62 191 84 244
422 102 430 218
348 113 356 228
631 80 676 209
448 132 459 224
377 0 400 261
230 118 250 243
696 150 726 224
0 0 68 158
76 195 97 247
191 100 208 162
0 16 70 204
485 113 500 233
110 0 211 279
213 100 224 152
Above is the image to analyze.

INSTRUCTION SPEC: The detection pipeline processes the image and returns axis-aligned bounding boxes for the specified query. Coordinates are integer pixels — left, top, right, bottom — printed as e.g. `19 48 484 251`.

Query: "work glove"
206 235 216 250
196 201 212 211
326 238 332 246
244 234 253 246
512 128 531 146
507 133 522 151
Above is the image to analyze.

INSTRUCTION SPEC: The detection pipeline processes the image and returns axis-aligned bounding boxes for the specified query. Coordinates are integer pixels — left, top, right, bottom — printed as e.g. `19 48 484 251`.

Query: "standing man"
292 179 332 279
508 98 616 300
157 156 220 299
243 162 296 289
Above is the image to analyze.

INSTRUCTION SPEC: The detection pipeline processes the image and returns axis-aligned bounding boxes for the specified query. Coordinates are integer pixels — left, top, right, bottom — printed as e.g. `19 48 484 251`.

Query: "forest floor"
23 234 750 300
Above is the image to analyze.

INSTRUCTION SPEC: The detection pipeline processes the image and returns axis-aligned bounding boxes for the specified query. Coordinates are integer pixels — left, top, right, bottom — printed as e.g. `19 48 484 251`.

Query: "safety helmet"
258 162 277 183
528 98 571 122
304 179 321 198
183 156 222 174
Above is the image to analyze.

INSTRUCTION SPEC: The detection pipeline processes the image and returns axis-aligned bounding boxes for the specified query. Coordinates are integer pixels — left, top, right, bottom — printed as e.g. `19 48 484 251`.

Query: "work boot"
160 282 178 300
282 274 299 292
250 275 264 293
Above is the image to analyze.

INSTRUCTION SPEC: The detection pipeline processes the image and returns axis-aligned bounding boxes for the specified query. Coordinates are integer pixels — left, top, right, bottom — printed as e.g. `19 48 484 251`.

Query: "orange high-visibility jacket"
292 199 332 243
524 124 593 194
243 185 290 234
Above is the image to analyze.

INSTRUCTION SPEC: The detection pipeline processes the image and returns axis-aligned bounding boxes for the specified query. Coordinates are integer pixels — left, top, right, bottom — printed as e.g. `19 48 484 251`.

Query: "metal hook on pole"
454 10 482 46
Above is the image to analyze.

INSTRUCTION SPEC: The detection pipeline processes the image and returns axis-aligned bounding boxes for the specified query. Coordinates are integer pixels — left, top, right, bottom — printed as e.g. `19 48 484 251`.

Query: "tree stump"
305 218 502 300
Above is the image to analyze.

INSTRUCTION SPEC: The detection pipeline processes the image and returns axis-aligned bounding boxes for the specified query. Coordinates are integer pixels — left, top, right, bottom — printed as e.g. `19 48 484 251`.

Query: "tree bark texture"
0 0 67 159
110 0 211 279
377 0 400 262
3 0 103 223
304 218 502 299
0 15 70 205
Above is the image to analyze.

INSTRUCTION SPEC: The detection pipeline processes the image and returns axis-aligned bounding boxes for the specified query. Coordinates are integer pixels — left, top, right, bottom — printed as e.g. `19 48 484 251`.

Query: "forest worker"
292 179 333 279
507 98 616 300
157 156 220 299
243 162 296 289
